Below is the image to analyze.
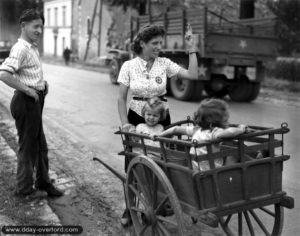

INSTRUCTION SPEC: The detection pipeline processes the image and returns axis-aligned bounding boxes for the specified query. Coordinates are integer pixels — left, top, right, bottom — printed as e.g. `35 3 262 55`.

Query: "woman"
117 24 198 132
117 23 198 226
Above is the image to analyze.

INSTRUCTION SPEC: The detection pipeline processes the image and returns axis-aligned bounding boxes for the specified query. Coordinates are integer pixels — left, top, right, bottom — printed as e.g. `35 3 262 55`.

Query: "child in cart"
157 98 258 170
132 96 167 153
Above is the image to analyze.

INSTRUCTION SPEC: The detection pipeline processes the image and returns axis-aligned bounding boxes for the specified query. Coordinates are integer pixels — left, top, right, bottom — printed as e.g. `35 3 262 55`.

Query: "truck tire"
228 76 252 102
170 78 194 101
204 75 228 98
109 58 120 84
245 82 261 102
191 81 203 100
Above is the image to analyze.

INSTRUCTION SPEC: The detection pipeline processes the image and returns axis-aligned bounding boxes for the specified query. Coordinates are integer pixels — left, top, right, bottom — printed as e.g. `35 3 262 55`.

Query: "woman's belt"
132 96 167 102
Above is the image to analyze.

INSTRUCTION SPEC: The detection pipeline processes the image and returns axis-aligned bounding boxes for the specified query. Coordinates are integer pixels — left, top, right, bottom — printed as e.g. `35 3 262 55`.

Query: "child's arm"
214 124 247 139
159 126 188 137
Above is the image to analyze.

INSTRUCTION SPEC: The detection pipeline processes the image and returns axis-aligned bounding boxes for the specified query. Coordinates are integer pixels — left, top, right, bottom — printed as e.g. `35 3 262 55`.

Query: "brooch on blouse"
155 76 162 84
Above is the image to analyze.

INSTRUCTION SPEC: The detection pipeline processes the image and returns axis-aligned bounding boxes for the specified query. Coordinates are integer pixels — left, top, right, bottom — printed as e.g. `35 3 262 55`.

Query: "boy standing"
0 9 63 197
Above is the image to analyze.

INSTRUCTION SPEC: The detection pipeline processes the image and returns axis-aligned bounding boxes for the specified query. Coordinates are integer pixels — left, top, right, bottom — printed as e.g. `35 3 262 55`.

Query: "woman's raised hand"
184 23 197 51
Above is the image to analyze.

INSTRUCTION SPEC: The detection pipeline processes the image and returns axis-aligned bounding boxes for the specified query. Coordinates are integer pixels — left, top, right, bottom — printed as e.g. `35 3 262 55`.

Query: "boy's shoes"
121 209 132 227
14 189 46 200
35 183 63 197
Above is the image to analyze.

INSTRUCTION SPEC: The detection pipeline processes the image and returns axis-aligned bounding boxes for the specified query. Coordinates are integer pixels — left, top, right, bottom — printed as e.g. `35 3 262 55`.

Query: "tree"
2 0 43 24
267 0 300 55
106 0 148 15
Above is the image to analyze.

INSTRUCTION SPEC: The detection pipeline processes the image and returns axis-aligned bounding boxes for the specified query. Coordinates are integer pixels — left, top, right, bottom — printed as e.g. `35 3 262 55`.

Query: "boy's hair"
141 96 167 121
19 9 44 25
193 98 229 129
131 24 165 54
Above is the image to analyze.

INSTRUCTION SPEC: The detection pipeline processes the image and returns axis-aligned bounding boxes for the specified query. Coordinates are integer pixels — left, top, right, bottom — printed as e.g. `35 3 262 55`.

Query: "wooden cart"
94 120 294 235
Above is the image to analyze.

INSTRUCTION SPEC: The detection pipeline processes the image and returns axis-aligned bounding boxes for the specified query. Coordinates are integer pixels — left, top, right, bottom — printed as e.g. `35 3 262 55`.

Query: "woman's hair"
193 98 229 129
141 96 167 121
19 8 45 25
131 24 165 54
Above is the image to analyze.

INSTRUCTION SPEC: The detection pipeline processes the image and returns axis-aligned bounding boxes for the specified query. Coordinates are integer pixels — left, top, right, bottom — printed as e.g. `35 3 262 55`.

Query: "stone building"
43 0 72 57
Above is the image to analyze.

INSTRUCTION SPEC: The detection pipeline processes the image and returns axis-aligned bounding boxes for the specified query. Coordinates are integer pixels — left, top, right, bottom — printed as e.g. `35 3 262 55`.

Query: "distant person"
0 9 63 197
63 46 72 65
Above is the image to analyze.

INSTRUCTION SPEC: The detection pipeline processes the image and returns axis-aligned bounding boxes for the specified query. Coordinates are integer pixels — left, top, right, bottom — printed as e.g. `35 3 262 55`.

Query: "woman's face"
140 36 163 59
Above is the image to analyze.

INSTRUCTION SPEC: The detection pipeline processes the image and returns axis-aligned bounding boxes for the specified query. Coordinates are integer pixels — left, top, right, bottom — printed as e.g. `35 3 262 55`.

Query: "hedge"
265 58 300 82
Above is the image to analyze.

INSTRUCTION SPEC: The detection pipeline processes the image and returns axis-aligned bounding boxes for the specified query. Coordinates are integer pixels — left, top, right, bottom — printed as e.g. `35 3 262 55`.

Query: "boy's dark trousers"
10 90 51 194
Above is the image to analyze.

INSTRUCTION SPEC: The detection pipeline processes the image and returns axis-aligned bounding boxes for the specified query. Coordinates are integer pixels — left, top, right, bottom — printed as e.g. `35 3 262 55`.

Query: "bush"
265 58 300 82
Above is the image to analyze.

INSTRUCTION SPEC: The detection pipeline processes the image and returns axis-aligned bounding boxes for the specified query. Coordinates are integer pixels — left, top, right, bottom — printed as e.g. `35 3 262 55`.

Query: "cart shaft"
93 157 126 183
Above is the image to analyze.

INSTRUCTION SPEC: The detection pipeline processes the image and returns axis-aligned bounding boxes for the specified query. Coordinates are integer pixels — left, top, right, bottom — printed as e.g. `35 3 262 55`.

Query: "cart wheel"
126 155 185 236
219 203 283 236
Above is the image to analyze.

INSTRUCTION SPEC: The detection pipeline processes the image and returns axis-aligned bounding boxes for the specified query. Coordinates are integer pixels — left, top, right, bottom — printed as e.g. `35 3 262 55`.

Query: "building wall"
72 0 111 60
72 0 138 61
43 0 72 57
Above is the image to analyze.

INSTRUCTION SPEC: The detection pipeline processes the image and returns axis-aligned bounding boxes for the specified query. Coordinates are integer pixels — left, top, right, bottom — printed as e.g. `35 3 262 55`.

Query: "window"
62 6 66 26
54 7 58 26
86 17 91 35
47 8 51 26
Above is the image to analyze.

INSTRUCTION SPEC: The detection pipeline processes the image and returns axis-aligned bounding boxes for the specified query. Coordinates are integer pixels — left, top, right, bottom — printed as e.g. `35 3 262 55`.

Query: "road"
0 63 299 235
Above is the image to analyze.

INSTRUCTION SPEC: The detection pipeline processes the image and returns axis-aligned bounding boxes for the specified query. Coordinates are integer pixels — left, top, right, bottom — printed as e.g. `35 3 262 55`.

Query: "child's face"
144 109 160 127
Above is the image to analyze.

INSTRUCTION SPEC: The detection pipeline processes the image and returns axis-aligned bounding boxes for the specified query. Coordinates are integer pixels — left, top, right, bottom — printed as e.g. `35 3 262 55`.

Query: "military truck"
108 6 278 102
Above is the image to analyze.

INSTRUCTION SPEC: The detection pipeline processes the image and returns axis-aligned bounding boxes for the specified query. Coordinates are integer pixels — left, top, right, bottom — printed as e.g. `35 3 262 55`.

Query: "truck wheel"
170 78 194 101
204 76 228 98
228 76 252 102
245 82 261 102
191 81 203 100
109 58 120 84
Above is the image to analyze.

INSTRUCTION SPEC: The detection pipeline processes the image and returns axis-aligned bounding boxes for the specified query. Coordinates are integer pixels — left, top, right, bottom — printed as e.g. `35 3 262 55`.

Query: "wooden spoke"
132 168 151 203
238 213 243 235
129 184 148 207
249 209 271 236
259 207 275 217
225 215 232 226
157 221 172 236
151 225 155 236
131 206 146 213
154 195 169 214
157 215 178 226
243 211 255 236
139 224 149 235
152 173 158 208
219 217 235 236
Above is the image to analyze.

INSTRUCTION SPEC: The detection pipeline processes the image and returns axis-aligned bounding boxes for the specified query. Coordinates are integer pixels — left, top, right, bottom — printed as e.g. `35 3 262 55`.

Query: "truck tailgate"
205 32 278 61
